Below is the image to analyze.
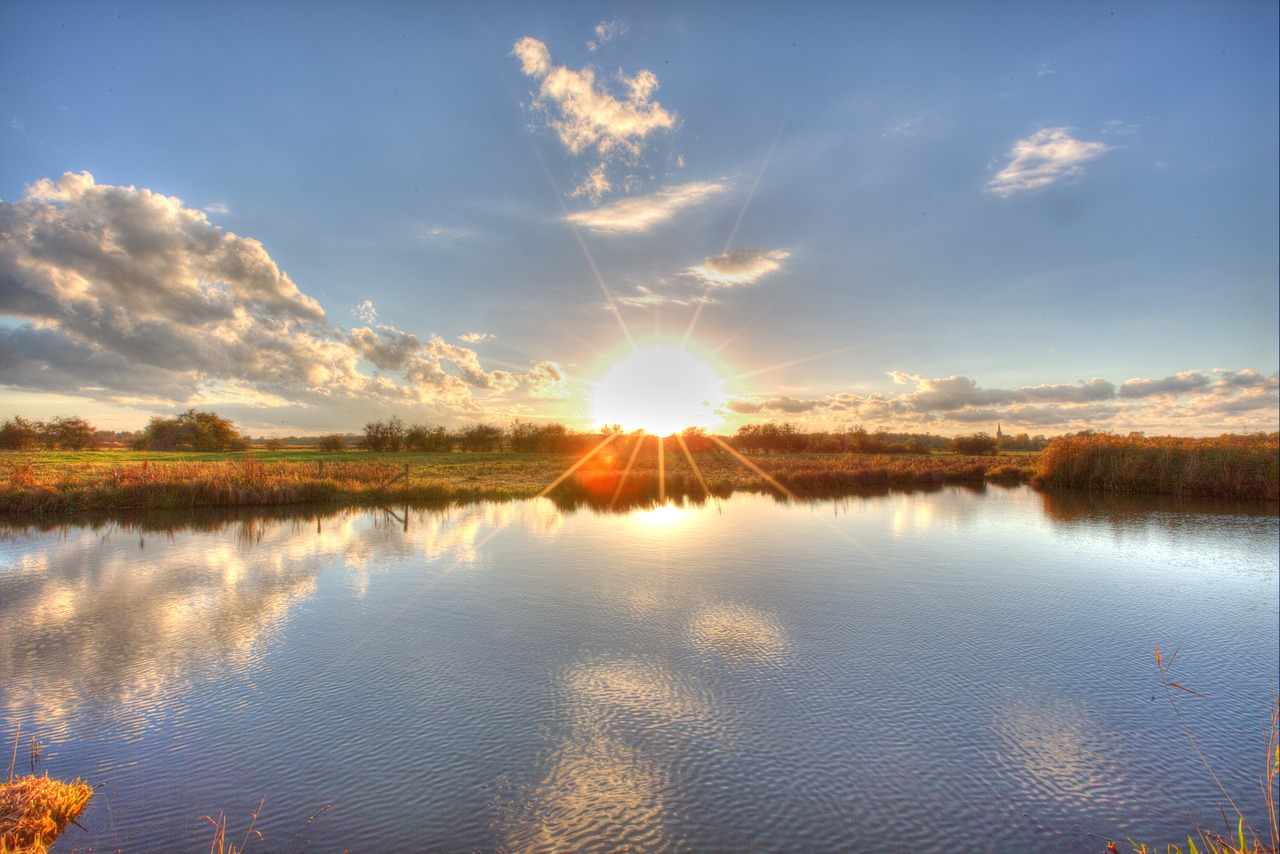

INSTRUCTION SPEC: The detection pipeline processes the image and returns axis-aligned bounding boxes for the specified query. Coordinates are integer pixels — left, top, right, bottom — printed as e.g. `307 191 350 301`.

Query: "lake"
1 484 1276 852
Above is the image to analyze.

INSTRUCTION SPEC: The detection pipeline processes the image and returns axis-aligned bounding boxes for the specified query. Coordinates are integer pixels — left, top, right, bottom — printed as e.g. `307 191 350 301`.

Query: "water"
1 485 1276 852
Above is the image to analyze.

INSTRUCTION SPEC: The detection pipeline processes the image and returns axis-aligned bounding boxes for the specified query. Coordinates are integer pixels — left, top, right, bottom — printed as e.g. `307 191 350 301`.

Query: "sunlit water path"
1 485 1276 852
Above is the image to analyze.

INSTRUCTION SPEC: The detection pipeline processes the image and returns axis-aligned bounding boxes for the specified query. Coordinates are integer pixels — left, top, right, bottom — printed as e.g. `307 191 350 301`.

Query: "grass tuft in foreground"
0 774 93 853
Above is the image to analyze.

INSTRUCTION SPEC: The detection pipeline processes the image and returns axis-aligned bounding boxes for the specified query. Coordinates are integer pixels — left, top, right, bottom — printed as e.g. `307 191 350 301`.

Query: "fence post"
317 459 324 477
404 463 410 486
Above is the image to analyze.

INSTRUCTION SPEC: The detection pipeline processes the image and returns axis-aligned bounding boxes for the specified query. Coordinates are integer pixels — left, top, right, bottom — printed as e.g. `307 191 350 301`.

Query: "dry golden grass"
0 774 93 853
0 449 1034 516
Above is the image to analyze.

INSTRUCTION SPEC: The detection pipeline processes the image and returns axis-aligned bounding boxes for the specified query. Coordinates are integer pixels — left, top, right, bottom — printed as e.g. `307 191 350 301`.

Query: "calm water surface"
1 485 1276 852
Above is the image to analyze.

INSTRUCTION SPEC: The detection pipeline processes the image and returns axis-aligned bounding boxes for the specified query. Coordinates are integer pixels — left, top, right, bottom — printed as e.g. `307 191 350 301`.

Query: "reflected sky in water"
0 486 1275 852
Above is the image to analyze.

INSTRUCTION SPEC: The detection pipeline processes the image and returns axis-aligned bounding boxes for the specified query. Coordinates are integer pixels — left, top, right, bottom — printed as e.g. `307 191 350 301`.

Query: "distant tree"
0 416 41 450
317 433 346 451
405 423 451 452
135 410 248 451
949 433 998 455
362 416 406 451
43 416 97 450
679 426 714 453
457 423 505 452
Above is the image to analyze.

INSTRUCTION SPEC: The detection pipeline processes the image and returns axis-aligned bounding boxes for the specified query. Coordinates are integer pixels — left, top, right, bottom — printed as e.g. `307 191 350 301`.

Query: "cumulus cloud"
564 181 726 234
986 128 1109 197
349 326 421 371
527 361 569 398
0 172 570 425
511 36 676 161
727 370 1276 435
687 248 790 288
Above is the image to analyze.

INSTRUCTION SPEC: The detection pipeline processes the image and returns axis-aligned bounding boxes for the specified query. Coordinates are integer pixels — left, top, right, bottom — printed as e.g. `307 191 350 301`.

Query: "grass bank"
0 449 1036 516
1033 433 1278 501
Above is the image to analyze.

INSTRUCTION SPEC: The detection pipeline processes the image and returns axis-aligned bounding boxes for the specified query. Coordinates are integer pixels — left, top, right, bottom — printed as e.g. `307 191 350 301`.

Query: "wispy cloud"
0 172 568 422
564 181 726 234
511 36 676 162
458 332 494 344
570 163 612 202
687 248 790 287
587 18 628 53
203 202 230 216
986 128 1109 197
416 225 468 241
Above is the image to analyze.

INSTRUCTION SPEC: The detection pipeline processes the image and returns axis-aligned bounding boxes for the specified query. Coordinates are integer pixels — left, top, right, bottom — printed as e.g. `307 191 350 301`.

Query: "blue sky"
2 0 1276 437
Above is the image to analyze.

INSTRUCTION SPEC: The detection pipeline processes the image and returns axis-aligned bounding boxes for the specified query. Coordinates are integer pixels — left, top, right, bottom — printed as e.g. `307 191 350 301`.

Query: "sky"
1 0 1277 438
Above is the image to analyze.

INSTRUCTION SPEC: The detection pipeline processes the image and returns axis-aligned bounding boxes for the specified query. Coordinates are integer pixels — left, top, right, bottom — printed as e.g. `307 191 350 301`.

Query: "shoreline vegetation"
0 432 1274 518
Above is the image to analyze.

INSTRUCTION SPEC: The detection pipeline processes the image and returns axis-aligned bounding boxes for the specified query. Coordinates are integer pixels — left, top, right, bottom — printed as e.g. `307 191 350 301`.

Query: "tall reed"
1033 433 1278 500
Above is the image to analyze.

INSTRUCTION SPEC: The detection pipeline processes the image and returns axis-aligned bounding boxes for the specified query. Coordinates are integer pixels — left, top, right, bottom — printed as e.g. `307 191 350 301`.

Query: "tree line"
3 410 1051 456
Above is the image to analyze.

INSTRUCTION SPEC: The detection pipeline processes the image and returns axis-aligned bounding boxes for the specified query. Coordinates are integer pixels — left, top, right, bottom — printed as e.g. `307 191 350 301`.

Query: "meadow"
0 432 1275 516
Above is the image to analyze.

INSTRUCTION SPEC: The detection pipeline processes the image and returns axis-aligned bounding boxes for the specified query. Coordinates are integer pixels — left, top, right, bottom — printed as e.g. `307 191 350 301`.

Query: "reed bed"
0 450 1039 516
1033 433 1279 501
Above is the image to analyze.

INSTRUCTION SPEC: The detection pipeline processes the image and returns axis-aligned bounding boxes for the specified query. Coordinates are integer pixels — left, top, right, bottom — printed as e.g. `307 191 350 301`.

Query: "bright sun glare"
592 347 725 436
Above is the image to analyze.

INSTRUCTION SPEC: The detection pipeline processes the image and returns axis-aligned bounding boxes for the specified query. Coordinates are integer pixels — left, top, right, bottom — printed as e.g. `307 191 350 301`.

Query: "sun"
591 347 725 435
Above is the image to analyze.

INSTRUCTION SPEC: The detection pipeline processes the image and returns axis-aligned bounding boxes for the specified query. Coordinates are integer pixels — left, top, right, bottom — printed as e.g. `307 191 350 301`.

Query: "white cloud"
458 332 494 344
203 202 230 216
587 18 628 53
687 248 790 287
1118 370 1210 399
0 172 570 425
729 370 1276 435
511 36 676 161
527 361 569 398
986 128 1109 197
564 181 726 234
417 225 468 241
570 163 613 202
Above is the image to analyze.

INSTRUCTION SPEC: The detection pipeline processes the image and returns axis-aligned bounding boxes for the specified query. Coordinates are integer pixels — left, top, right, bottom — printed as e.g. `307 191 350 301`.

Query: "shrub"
134 410 248 452
949 433 998 455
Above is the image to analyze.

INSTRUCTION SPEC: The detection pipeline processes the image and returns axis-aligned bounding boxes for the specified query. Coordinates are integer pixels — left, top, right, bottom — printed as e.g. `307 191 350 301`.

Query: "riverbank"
0 448 1035 516
2 432 1275 517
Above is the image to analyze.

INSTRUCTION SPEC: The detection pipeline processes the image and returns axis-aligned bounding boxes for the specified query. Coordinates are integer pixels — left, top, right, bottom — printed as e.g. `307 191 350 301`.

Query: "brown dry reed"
1034 433 1278 501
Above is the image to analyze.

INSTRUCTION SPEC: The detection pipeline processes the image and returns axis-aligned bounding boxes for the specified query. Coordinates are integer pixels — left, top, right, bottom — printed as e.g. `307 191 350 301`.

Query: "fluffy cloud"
0 172 570 426
564 181 727 234
687 248 790 287
986 128 1109 197
726 370 1276 435
527 361 570 398
512 36 676 161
